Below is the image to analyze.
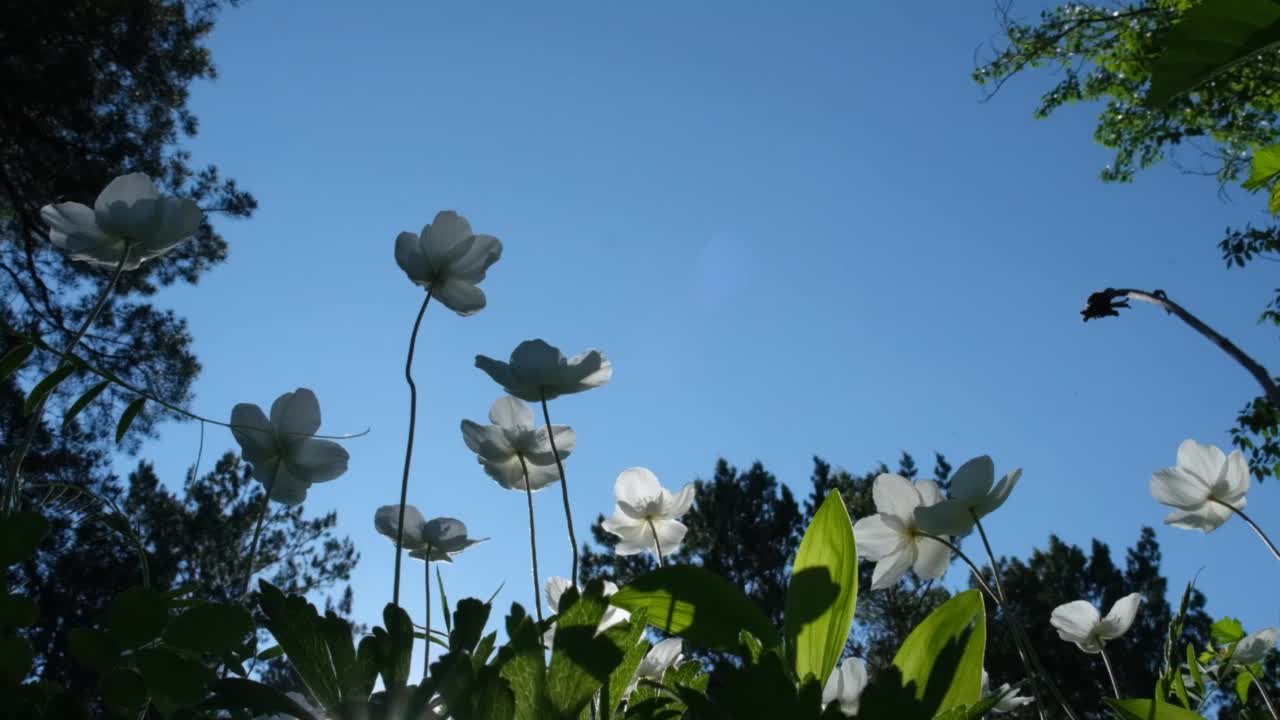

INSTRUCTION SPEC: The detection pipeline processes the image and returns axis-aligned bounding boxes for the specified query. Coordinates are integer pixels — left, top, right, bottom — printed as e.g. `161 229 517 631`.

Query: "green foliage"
1105 697 1208 719
163 602 255 655
1244 144 1280 214
1212 617 1247 645
611 565 780 652
0 511 48 566
106 586 169 649
865 590 987 719
114 396 147 443
23 363 77 415
1147 0 1280 106
547 582 624 718
0 342 33 383
784 490 858 687
61 380 109 428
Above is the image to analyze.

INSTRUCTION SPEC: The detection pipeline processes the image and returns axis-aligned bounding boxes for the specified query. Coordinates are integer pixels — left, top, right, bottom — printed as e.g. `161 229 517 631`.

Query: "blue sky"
120 1 1279 660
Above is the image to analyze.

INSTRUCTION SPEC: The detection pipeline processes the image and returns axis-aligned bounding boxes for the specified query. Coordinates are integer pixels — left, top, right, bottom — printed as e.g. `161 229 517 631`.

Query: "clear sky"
120 0 1280 659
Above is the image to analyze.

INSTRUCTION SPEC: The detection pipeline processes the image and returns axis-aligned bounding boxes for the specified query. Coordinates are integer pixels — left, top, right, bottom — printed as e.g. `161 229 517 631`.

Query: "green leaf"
256 645 284 661
1212 617 1247 645
135 646 216 716
0 511 49 566
24 362 77 415
1244 145 1280 190
164 602 254 654
256 581 342 708
203 678 320 720
108 586 169 649
68 628 120 673
379 602 415 691
1104 698 1207 720
611 565 779 652
598 607 650 720
1236 669 1257 704
100 667 148 710
933 698 1001 720
317 611 369 702
547 582 624 719
739 629 764 664
1268 185 1280 216
0 591 36 629
115 396 146 443
0 343 33 384
784 491 858 687
495 604 550 720
1147 0 1280 107
451 598 492 654
439 566 453 635
887 590 986 718
63 380 110 428
0 635 33 684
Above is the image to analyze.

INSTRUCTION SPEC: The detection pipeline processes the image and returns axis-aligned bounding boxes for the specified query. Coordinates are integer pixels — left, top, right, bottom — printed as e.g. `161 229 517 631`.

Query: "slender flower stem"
241 457 281 600
1214 499 1280 562
970 514 1050 720
648 519 666 568
1097 645 1122 699
394 291 432 607
920 533 1000 603
424 552 432 681
1249 668 1279 720
517 454 544 623
5 246 131 514
539 390 579 587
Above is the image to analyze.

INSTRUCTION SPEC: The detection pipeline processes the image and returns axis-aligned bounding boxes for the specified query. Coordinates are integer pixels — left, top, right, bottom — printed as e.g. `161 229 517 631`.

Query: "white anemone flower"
542 576 631 648
625 638 684 697
410 517 488 563
40 173 203 270
230 389 349 506
395 210 502 315
600 468 695 557
821 657 868 716
475 339 612 402
1050 593 1143 653
1230 627 1280 666
461 396 575 491
983 671 1033 714
914 456 1021 536
851 474 950 590
1150 440 1249 532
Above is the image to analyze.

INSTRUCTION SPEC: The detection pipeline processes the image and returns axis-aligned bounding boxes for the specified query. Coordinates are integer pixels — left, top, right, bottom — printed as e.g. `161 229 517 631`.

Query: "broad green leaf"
256 645 285 661
451 598 491 654
1244 144 1280 190
24 362 76 415
256 581 341 708
63 380 110 428
203 678 320 720
1147 0 1280 107
164 602 254 654
100 667 148 710
0 343 33 383
135 646 216 716
611 565 779 652
739 629 764 664
1212 617 1246 645
108 586 169 649
1237 669 1254 703
547 582 623 719
378 602 415 691
68 628 120 673
598 608 650 720
784 491 858 686
472 666 518 720
0 511 48 566
0 591 36 628
115 396 146 443
1105 698 1207 720
496 604 549 720
887 589 986 718
317 612 368 702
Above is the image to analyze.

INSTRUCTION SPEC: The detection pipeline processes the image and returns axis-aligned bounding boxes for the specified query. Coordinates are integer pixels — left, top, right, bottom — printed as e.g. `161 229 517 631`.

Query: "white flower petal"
663 483 696 519
375 504 429 548
489 396 534 430
650 518 688 556
1096 593 1142 640
270 389 322 438
914 500 975 537
1164 504 1233 532
230 403 274 459
852 514 908 561
461 420 513 459
1151 468 1210 510
912 535 952 580
914 479 944 506
1176 439 1227 486
395 230 428 283
949 456 995 500
1050 600 1102 653
871 474 920 520
545 576 572 611
291 438 349 483
431 277 487 316
637 638 683 680
615 468 662 517
1233 627 1280 666
870 545 916 590
822 657 867 716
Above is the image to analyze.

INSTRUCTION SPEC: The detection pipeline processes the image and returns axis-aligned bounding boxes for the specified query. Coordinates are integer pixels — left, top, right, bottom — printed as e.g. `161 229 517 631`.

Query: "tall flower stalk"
394 291 431 606
518 454 545 623
540 390 579 583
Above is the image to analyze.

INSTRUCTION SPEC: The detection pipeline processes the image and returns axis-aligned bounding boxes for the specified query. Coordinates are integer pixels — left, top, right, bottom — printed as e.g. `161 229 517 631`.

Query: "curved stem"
970 514 1050 720
424 554 432 681
518 454 544 624
648 519 666 567
540 391 579 587
920 533 1000 604
1097 644 1122 698
1216 499 1280 561
5 247 131 514
1089 288 1279 407
241 457 281 600
2 329 370 440
394 291 431 607
1249 668 1279 720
